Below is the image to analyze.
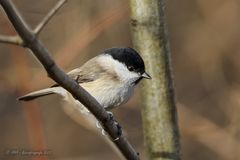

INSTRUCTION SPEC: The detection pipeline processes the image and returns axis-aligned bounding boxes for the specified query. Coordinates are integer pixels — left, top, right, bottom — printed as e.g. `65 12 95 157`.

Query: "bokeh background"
0 0 240 159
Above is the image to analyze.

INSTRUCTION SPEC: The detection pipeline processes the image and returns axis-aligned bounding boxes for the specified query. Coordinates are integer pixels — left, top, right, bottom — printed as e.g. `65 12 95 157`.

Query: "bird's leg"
107 111 113 119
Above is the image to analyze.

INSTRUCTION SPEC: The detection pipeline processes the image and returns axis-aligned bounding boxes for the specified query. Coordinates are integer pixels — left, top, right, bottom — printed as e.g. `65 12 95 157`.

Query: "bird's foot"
95 111 122 141
112 120 122 141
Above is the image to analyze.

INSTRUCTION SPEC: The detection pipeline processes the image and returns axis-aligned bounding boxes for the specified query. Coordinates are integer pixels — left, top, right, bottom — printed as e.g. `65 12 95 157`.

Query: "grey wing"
51 57 104 87
67 68 99 83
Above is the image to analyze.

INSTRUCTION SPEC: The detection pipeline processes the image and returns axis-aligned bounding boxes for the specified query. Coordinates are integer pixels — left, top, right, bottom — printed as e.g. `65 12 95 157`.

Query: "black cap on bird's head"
104 47 151 79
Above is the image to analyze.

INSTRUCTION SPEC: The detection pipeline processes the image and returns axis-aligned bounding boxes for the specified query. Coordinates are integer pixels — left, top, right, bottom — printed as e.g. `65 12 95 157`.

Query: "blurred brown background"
0 0 240 160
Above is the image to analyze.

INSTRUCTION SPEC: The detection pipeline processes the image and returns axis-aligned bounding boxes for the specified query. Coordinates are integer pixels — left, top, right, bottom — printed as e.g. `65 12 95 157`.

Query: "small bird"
18 47 151 111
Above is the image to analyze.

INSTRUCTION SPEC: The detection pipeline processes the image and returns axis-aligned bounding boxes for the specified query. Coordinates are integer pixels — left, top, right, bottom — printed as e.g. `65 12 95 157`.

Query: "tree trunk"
129 0 181 160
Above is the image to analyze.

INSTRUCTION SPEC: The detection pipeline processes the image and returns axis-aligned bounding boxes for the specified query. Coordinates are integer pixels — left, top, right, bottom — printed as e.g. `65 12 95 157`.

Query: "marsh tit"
18 47 151 111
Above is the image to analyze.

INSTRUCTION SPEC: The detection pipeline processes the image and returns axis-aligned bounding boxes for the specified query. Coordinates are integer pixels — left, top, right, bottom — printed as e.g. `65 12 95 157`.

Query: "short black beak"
141 72 151 79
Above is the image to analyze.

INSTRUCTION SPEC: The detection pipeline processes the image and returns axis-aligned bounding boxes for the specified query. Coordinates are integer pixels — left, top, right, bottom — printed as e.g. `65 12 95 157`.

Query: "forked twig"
0 34 23 45
0 0 139 159
34 0 67 35
0 0 67 46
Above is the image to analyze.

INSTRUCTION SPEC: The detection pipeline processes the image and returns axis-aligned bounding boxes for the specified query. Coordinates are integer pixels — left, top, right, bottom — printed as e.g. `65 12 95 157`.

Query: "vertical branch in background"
129 0 181 160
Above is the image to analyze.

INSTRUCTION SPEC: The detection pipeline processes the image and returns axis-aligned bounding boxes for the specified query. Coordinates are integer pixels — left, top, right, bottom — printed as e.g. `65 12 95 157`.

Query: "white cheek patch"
97 54 140 83
114 62 140 84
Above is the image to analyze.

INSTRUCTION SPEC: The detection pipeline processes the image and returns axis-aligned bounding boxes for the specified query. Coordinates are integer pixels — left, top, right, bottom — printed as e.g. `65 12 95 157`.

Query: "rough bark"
130 0 181 160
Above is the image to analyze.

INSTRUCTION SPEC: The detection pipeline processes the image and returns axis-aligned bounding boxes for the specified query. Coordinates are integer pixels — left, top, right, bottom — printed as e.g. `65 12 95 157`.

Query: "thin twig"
0 34 23 45
0 0 139 159
31 4 128 89
34 0 67 35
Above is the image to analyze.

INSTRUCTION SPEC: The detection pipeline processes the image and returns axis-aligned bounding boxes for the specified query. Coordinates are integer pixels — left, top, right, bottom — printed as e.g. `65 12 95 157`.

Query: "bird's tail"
18 88 57 101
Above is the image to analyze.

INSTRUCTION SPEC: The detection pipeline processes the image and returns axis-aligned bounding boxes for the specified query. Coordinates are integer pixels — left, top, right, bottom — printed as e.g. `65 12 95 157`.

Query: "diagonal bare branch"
34 0 67 35
0 34 23 45
0 0 139 159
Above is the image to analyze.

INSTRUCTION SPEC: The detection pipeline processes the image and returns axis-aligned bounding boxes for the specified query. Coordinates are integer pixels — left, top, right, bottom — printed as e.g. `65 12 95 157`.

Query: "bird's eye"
127 66 134 71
